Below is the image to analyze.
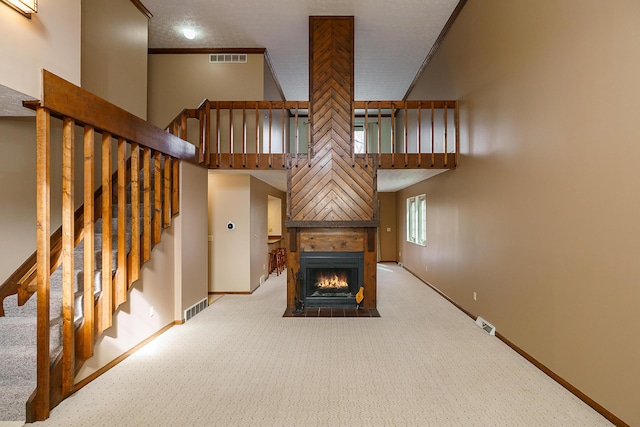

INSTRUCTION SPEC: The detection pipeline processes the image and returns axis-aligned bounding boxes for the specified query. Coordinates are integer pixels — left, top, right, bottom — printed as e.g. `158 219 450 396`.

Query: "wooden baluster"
82 125 95 359
256 102 261 168
391 104 396 167
229 105 234 168
430 101 435 167
61 117 75 396
444 103 448 167
307 106 311 164
116 138 127 308
281 104 286 168
172 159 180 216
268 104 273 167
172 120 179 138
35 106 51 420
153 151 162 245
215 102 220 167
130 143 140 284
417 102 422 167
351 103 356 166
205 101 211 166
377 102 382 167
364 101 369 167
404 103 409 166
100 132 113 332
294 103 299 167
163 155 171 228
180 113 187 140
455 101 460 166
142 147 151 262
242 103 247 167
198 107 205 164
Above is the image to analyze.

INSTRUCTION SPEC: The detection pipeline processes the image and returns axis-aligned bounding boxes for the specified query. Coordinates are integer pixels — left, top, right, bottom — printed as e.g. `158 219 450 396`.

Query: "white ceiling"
145 0 459 101
210 168 450 193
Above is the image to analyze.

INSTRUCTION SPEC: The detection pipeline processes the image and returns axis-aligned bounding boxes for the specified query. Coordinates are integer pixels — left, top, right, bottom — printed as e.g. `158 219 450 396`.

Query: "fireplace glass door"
300 252 364 308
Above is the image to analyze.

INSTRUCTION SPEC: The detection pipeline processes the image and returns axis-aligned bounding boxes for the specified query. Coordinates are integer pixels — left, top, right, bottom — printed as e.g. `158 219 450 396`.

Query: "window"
353 126 365 154
406 194 426 245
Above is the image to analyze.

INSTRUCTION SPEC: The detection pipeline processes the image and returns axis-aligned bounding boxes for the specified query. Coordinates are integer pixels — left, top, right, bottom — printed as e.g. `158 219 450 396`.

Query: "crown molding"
129 0 152 19
148 47 266 55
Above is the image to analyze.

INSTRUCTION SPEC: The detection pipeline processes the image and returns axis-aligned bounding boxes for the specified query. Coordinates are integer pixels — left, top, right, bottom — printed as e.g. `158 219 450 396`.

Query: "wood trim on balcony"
285 220 379 228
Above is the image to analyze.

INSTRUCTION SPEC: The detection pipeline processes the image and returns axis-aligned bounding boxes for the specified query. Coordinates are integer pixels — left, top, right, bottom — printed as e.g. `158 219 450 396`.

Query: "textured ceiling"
209 169 450 193
145 0 459 101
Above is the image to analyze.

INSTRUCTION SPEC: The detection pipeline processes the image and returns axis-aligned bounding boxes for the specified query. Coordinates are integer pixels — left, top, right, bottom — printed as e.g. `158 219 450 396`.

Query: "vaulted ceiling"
145 0 461 101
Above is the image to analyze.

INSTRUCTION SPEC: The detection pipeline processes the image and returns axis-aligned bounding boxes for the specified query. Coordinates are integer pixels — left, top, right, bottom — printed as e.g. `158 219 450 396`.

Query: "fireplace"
300 251 364 308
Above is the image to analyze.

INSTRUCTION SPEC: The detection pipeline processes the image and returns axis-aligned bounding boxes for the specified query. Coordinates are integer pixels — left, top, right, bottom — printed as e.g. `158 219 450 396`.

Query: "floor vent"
475 316 496 336
184 298 208 322
209 53 247 64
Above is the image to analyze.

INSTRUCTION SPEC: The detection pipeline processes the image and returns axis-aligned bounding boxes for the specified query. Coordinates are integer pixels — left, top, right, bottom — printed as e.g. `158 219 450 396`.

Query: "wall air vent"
475 316 496 336
209 53 247 64
184 298 208 322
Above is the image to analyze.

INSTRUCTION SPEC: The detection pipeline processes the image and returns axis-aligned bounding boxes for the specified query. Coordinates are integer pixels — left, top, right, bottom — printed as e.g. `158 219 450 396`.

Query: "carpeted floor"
27 263 610 426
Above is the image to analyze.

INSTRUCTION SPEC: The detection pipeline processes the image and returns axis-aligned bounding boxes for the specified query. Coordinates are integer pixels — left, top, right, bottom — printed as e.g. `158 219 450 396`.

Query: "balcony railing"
166 99 459 169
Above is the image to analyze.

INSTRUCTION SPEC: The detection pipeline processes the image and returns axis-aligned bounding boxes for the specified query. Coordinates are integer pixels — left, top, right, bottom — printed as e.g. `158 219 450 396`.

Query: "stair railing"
23 70 198 421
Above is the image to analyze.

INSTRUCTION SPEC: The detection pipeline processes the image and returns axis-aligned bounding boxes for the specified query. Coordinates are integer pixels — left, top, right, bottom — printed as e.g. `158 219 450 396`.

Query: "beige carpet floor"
29 263 611 426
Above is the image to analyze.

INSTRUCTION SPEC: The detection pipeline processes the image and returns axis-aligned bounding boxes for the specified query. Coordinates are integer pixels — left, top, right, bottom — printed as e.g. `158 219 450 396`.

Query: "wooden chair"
276 248 286 275
268 250 277 275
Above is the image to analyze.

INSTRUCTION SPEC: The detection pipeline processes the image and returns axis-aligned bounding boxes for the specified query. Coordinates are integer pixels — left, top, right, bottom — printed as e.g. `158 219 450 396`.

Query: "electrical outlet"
425 265 428 272
386 227 391 232
263 264 266 270
473 292 477 301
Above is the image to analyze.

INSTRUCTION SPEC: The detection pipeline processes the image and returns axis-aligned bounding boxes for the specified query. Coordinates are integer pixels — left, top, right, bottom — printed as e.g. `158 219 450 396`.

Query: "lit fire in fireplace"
315 272 349 289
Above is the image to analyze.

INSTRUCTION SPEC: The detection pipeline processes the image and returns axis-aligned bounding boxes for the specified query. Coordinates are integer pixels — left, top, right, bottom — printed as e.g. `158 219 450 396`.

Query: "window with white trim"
406 194 426 246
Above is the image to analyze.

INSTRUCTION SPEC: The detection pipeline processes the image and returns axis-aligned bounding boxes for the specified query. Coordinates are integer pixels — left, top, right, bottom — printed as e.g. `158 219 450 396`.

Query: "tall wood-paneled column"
286 16 378 310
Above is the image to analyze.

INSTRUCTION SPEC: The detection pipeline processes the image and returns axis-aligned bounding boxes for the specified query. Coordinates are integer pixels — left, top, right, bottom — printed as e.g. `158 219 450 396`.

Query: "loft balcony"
166 99 459 171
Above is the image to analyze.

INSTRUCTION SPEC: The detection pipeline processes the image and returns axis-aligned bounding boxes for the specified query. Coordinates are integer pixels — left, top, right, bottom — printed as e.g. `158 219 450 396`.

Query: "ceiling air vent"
209 53 247 64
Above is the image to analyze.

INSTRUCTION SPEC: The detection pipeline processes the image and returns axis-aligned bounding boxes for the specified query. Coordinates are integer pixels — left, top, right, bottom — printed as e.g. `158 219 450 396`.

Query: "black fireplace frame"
300 251 364 308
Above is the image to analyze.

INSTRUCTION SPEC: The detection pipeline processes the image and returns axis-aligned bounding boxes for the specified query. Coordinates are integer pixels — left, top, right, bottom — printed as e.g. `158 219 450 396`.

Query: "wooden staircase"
0 70 199 422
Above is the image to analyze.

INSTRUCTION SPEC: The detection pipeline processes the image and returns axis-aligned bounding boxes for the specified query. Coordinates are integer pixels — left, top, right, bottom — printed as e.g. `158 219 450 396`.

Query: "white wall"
148 54 265 128
0 118 38 281
76 160 209 381
174 161 209 317
0 0 80 98
208 173 251 292
76 224 176 382
268 196 282 236
82 0 148 118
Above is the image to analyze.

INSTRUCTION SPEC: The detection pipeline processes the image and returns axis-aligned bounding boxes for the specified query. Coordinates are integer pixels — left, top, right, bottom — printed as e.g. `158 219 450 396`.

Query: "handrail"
27 70 198 163
20 70 200 422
